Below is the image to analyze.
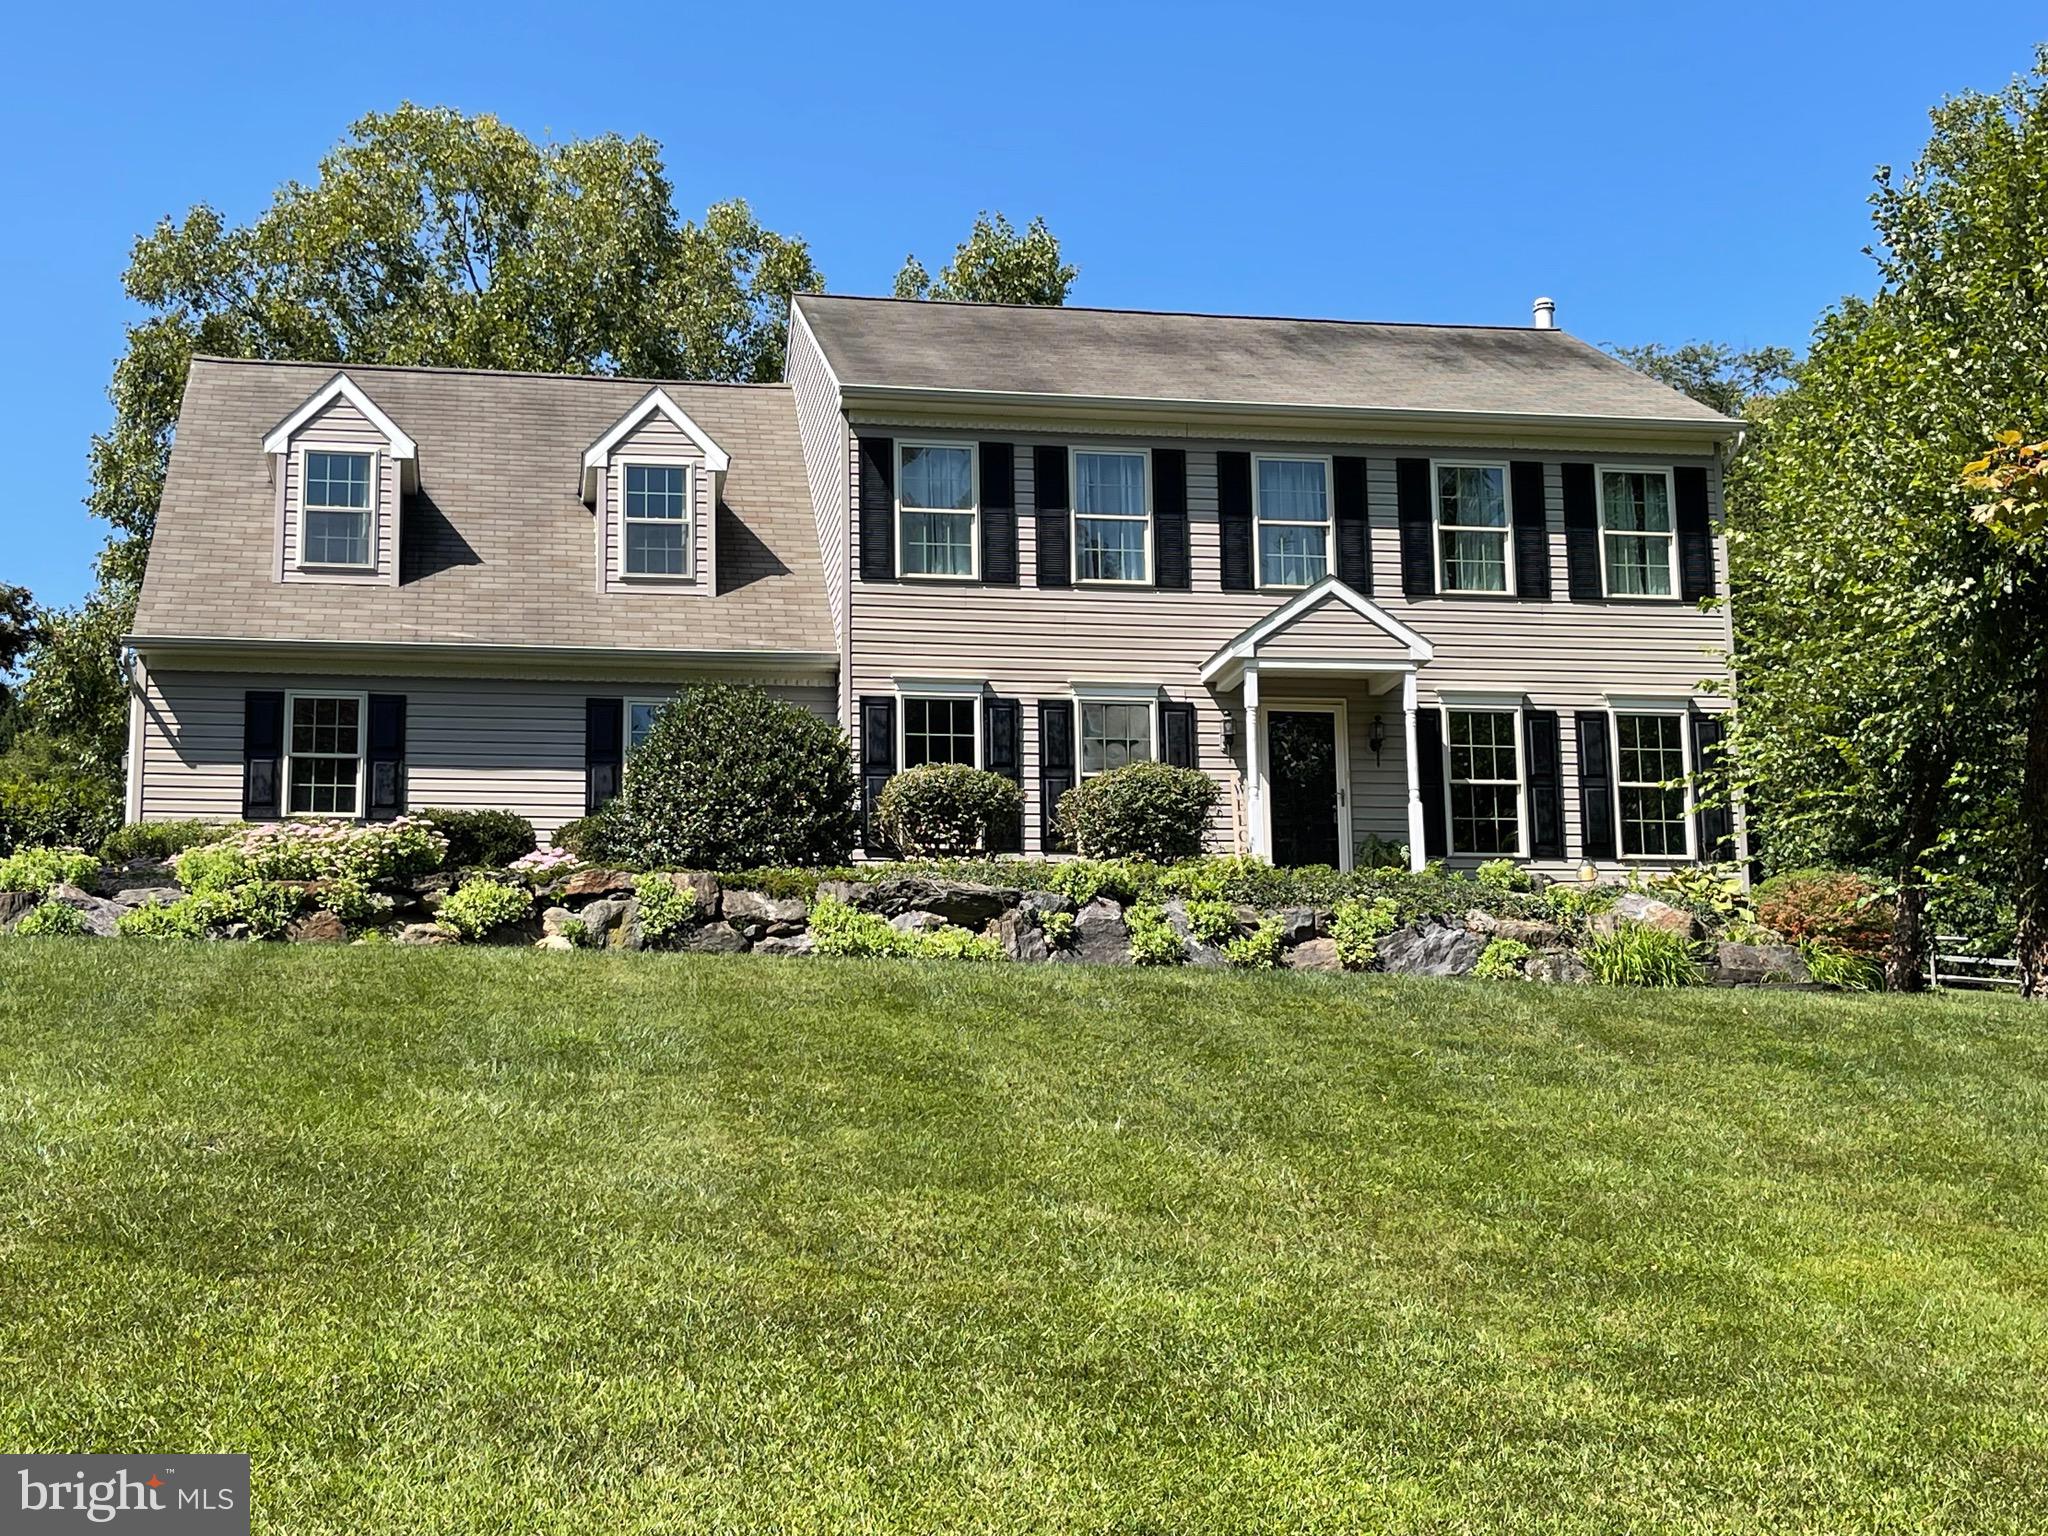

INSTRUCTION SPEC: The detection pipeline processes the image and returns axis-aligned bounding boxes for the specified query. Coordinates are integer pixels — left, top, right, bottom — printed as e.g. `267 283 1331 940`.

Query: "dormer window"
303 450 374 567
624 464 690 576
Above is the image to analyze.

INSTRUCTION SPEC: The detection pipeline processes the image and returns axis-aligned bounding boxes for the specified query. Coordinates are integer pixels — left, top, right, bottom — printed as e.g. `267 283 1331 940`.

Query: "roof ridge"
793 291 1554 334
187 355 794 390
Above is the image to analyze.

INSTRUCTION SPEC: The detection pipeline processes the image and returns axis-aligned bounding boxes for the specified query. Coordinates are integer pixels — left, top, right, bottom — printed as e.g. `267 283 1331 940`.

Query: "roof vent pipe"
1531 296 1557 330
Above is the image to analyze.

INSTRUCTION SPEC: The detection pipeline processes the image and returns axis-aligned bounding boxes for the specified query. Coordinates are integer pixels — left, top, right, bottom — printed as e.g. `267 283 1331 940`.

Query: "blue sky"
4 1 2043 609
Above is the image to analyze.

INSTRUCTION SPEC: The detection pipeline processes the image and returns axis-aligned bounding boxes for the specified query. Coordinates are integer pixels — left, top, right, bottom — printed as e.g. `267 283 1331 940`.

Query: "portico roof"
1198 577 1433 688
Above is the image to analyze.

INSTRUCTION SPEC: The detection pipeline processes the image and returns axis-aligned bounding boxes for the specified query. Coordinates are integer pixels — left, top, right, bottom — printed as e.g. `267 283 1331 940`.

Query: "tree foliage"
894 213 1076 305
1608 341 1796 422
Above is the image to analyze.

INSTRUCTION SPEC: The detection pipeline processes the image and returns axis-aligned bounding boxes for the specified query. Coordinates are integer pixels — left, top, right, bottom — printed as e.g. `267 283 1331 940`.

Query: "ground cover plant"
0 944 2042 1532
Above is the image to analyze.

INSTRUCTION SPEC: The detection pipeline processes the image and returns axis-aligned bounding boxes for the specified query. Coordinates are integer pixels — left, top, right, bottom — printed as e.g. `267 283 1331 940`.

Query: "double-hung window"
286 692 364 816
302 450 373 567
898 443 978 578
623 464 690 577
626 699 666 754
902 696 979 768
1434 463 1511 594
1254 456 1330 587
1079 700 1154 777
1445 708 1522 856
1615 712 1690 856
1599 468 1678 598
1072 449 1150 583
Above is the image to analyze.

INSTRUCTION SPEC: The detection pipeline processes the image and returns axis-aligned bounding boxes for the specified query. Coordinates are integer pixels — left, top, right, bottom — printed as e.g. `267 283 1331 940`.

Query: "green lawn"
2 944 2046 1533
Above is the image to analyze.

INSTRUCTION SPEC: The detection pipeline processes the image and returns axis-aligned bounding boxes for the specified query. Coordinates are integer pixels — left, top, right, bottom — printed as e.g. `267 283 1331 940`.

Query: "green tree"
0 584 43 752
894 213 1076 305
1608 341 1796 421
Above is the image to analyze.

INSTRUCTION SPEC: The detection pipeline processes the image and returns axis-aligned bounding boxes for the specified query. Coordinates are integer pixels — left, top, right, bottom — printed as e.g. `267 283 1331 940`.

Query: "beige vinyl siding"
786 306 850 655
139 670 835 838
1255 596 1414 663
279 396 398 586
600 415 712 594
848 423 1730 874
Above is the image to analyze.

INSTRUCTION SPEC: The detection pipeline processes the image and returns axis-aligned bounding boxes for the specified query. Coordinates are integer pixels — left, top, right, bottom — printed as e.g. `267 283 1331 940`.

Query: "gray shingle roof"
133 359 833 657
796 294 1734 427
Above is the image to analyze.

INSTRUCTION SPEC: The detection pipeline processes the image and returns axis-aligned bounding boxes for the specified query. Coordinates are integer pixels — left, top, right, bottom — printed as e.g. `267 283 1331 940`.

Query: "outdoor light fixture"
1221 714 1237 753
1368 714 1385 764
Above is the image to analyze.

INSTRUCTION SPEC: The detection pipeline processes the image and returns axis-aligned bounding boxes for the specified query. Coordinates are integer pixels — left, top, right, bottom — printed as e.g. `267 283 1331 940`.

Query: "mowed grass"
2 944 2047 1533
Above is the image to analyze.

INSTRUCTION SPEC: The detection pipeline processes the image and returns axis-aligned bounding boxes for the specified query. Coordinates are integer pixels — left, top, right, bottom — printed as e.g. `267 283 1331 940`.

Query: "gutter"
124 634 840 674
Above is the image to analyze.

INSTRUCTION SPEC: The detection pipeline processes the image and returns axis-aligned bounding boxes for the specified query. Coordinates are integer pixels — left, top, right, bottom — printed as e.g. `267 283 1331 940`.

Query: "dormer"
263 372 416 587
581 388 729 595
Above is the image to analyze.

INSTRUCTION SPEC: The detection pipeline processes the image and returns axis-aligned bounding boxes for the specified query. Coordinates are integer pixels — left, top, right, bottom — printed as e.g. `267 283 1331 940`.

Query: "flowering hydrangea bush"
510 846 581 881
173 818 448 892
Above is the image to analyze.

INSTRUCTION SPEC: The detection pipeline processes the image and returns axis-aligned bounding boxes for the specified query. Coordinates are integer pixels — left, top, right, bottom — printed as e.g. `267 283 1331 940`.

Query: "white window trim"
1441 701 1527 859
896 685 984 771
1595 464 1681 602
1072 685 1162 779
283 689 368 821
1256 696 1354 872
1430 459 1516 598
295 446 379 571
1251 453 1334 590
895 440 980 582
1609 704 1695 860
618 459 695 583
624 696 670 756
1069 444 1153 586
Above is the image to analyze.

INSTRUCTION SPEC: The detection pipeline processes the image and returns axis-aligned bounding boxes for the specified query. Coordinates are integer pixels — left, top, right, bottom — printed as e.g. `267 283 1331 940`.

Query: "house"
125 293 1743 874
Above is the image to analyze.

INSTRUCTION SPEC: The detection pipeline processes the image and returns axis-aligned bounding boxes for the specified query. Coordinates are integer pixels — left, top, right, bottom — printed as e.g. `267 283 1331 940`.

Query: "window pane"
626 464 688 520
1259 523 1327 587
1077 516 1148 582
1438 465 1507 528
1080 701 1153 775
626 521 686 575
901 510 975 576
305 451 370 510
1620 785 1689 856
288 755 358 816
303 508 369 566
1257 459 1327 522
1616 714 1689 856
1074 452 1145 516
1604 532 1672 596
900 445 974 511
288 696 361 816
1601 471 1671 533
1440 528 1508 593
1450 783 1520 855
904 697 977 768
1447 710 1519 855
628 702 662 752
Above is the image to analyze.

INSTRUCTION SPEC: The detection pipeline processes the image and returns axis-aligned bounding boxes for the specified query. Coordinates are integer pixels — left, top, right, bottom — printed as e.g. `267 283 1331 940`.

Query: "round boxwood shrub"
418 808 537 870
874 764 1023 856
596 683 859 869
1053 762 1216 863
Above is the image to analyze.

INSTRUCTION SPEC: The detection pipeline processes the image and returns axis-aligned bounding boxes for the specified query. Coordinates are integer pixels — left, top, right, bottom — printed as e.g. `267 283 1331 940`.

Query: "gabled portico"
1199 577 1435 871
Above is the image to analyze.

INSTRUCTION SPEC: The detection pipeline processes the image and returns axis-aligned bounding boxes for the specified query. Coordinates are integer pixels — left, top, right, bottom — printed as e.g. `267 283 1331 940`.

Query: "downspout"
120 647 146 824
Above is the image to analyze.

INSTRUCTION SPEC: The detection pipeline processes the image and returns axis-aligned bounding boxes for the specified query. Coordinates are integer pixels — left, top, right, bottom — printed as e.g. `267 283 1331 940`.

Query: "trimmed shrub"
437 877 534 941
1475 859 1532 893
597 684 859 869
1542 883 1618 930
1125 904 1183 965
0 739 120 855
1182 899 1238 946
101 820 242 864
549 817 599 859
116 893 232 941
1332 896 1399 970
13 900 88 937
1156 855 1297 908
807 895 1003 961
1053 762 1216 862
874 765 1024 857
1755 869 1892 956
634 873 699 945
1355 834 1408 871
1223 919 1285 970
1582 922 1704 987
172 819 447 892
232 880 306 940
719 867 824 902
0 846 99 894
1474 936 1533 980
419 809 536 870
1042 859 1155 906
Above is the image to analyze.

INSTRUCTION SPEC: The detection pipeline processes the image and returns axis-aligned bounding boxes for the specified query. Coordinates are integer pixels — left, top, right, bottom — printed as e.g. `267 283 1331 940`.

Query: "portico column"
1402 671 1425 871
1243 663 1263 859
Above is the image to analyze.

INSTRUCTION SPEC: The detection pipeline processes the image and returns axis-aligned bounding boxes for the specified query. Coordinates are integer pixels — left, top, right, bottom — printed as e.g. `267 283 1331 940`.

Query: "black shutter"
1033 445 1071 588
1674 465 1716 604
1396 457 1434 597
242 690 284 820
1153 448 1190 589
984 696 1022 852
1413 706 1447 858
1161 701 1197 768
366 693 406 819
1334 454 1371 592
1690 710 1735 861
585 697 624 815
980 441 1016 585
1217 450 1254 591
1562 463 1602 601
1511 460 1551 600
1575 710 1616 859
1037 699 1075 852
858 435 895 582
859 695 898 854
1524 709 1563 858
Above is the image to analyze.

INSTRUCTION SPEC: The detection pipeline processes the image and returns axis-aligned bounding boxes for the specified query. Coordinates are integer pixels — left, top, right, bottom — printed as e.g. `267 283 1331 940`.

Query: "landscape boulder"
1161 900 1226 967
286 910 347 944
680 920 748 954
1277 907 1322 945
1591 892 1695 938
397 922 455 946
1525 950 1592 985
889 910 947 935
560 867 637 899
1465 910 1564 947
540 906 576 938
1378 920 1484 978
1283 936 1343 973
1066 898 1131 965
997 909 1048 963
48 884 124 937
754 932 816 958
722 887 808 938
1710 942 1811 987
0 891 39 929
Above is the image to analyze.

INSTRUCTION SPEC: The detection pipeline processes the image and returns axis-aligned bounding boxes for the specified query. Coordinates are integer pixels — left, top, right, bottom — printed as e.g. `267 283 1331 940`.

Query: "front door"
1267 709 1342 867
